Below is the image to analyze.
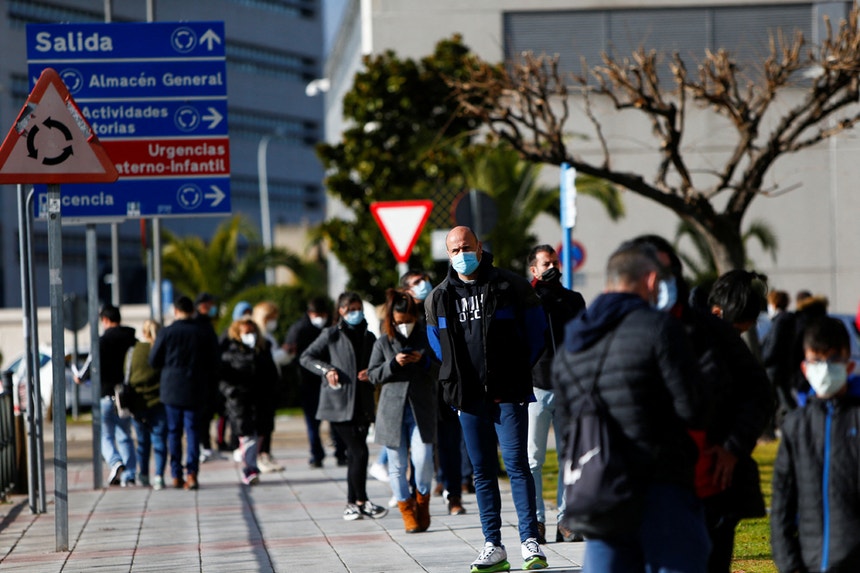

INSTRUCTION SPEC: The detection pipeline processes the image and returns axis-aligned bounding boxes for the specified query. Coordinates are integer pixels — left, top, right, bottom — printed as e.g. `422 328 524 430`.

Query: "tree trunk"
685 214 746 275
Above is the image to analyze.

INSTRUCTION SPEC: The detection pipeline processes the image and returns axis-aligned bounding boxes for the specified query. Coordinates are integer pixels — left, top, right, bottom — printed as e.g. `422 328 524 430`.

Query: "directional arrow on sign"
201 29 222 50
370 200 433 264
205 185 226 207
202 107 223 129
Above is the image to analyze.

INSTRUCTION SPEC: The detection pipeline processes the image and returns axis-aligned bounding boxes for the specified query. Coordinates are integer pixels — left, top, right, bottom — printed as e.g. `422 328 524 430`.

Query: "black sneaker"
358 501 388 519
108 462 124 486
343 503 362 521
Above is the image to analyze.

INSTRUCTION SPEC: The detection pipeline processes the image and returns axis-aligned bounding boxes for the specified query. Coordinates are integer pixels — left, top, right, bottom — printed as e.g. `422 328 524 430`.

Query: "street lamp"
257 129 287 285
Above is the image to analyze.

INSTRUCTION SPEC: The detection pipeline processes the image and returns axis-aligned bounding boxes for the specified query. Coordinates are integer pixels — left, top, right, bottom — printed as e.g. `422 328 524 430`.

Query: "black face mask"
540 267 562 283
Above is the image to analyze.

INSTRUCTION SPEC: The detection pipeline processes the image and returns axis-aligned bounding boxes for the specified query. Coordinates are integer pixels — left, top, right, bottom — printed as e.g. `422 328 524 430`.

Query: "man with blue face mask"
425 226 549 572
772 316 860 573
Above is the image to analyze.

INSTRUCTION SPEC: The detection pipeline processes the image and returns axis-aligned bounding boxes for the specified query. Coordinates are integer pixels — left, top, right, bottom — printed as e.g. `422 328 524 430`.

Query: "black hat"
195 292 214 305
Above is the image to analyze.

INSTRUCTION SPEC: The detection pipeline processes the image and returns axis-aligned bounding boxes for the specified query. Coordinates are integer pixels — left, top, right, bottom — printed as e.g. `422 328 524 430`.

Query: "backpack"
561 331 645 538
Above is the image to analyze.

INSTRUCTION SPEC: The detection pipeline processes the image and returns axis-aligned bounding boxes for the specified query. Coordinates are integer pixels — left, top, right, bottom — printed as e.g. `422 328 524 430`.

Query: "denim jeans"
583 483 711 573
459 401 538 545
100 396 136 481
164 404 200 479
386 404 434 501
132 403 167 480
527 387 566 523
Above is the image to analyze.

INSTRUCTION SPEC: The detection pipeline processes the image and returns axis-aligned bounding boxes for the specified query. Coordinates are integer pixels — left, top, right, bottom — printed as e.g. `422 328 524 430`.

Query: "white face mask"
767 305 777 319
310 316 327 329
805 361 848 398
241 333 257 348
265 319 278 333
396 322 415 338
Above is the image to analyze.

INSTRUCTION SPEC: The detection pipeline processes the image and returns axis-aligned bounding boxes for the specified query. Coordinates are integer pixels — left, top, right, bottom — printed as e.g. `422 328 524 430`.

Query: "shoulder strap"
124 346 135 384
570 328 618 402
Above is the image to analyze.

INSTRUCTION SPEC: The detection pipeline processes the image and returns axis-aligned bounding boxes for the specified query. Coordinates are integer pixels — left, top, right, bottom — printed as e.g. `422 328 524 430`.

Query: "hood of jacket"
564 291 648 353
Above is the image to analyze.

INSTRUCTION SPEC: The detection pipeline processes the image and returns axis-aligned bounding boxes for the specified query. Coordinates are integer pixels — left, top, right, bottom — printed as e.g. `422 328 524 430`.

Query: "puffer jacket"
425 252 547 412
299 321 376 424
771 384 860 573
552 292 705 489
218 337 278 437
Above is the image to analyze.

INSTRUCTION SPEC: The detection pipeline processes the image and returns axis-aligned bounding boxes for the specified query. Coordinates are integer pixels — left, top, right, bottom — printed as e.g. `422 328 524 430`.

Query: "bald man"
425 226 549 572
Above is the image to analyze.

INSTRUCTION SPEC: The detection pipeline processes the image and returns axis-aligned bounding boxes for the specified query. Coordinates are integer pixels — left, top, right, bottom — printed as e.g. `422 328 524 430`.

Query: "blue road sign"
34 177 231 222
26 21 230 221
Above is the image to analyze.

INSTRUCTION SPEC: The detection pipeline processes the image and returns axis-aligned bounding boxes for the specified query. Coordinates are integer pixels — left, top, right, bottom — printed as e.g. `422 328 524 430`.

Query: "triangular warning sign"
370 200 433 263
0 68 118 184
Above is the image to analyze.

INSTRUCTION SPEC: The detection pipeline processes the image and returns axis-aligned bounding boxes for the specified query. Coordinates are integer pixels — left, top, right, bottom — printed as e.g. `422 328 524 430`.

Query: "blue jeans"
132 404 167 480
100 396 136 481
386 404 434 501
459 401 538 545
527 387 565 523
164 404 200 479
583 483 711 573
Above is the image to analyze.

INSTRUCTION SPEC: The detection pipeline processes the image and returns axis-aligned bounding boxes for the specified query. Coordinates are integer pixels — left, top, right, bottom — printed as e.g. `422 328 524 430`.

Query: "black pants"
331 422 370 504
704 497 740 573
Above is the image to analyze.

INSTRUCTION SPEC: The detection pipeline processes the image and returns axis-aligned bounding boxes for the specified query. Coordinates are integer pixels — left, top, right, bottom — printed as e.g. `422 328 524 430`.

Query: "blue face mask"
343 310 364 326
207 306 218 318
655 277 678 311
411 280 432 301
451 252 480 275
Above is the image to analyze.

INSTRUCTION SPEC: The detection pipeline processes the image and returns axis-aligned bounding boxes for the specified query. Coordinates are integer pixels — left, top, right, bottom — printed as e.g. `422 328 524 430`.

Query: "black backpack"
561 332 646 538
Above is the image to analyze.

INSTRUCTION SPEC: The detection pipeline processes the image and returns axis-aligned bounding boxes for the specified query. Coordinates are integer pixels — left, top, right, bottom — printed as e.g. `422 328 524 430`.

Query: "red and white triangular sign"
0 68 118 184
370 200 433 263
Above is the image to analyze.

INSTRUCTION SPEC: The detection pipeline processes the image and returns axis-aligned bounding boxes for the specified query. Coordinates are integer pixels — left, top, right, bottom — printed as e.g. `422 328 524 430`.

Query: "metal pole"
86 225 102 490
26 190 45 514
469 189 482 240
17 185 36 513
110 224 120 306
560 163 576 290
153 219 163 322
46 184 68 551
257 134 274 285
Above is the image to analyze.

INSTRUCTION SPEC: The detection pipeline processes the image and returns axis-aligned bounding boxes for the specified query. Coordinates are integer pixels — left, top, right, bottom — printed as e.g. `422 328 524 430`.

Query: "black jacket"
771 386 860 573
285 315 325 385
762 310 798 399
531 278 585 390
149 318 219 408
552 292 705 489
218 337 279 436
78 324 136 398
425 252 547 412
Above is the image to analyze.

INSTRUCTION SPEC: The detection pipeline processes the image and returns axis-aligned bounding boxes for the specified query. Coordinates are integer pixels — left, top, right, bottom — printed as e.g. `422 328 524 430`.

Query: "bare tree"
449 8 860 272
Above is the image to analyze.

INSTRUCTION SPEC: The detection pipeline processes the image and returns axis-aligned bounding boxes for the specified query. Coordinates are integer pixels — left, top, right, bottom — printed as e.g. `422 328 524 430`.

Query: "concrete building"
0 0 325 308
323 0 860 313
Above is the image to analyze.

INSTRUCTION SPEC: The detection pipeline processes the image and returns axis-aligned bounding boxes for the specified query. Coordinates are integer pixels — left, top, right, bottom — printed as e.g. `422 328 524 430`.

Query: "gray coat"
367 331 437 448
299 323 376 424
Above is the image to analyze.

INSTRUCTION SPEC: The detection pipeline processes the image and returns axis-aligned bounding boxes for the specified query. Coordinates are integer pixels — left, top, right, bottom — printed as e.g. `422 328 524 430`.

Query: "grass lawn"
539 440 779 573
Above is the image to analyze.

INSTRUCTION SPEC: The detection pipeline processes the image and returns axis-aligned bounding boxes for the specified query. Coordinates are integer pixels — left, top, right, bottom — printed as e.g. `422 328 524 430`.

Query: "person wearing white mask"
218 318 279 486
300 292 387 521
252 301 289 472
368 288 437 533
772 316 860 573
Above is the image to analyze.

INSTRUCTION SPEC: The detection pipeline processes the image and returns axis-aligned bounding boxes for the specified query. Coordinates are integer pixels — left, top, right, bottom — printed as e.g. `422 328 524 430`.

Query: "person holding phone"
368 289 438 533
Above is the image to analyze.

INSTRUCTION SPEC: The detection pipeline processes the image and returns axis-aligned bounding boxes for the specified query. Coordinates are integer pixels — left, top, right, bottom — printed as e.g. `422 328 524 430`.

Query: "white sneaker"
152 476 165 491
368 462 390 482
470 542 509 572
258 453 284 473
232 448 243 463
387 494 398 508
520 538 547 570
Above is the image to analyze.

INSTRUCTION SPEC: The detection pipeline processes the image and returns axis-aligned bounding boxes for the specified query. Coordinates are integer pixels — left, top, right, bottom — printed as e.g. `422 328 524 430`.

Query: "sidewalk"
0 415 585 572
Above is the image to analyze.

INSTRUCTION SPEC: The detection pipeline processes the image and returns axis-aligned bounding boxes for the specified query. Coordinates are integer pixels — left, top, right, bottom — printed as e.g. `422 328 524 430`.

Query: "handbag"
561 331 645 538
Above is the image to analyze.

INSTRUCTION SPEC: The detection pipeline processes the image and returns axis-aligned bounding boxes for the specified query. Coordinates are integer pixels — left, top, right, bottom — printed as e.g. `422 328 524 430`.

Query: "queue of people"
77 225 858 572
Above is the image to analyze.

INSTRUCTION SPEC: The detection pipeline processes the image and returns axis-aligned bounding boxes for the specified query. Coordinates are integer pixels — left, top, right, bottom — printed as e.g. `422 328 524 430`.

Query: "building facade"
324 0 860 313
0 0 325 307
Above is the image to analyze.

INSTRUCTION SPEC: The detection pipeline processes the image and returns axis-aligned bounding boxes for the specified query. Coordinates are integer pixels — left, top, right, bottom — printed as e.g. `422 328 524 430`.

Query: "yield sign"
370 200 433 263
0 68 118 184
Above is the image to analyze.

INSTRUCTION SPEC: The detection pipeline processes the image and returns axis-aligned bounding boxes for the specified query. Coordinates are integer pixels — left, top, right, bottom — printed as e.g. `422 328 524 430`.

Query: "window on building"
227 0 315 19
8 0 106 27
227 41 317 82
229 108 319 145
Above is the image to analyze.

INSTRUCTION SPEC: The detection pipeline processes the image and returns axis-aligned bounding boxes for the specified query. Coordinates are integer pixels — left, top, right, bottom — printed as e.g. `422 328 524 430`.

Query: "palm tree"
674 219 778 286
459 143 624 273
160 215 316 303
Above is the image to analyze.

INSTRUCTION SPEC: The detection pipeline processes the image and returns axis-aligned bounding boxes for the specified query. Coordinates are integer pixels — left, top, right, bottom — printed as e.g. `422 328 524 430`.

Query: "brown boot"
397 499 420 533
415 492 431 532
184 472 199 490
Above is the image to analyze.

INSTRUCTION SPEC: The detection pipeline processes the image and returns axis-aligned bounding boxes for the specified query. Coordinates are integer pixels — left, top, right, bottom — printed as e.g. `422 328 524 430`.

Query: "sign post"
0 68 118 552
370 200 433 277
560 163 577 289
